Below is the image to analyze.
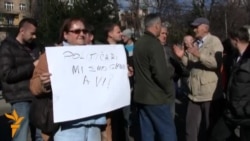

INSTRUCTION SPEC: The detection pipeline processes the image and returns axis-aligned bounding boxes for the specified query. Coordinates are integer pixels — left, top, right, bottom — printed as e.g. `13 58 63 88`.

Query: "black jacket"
133 31 175 105
0 37 40 103
225 44 250 125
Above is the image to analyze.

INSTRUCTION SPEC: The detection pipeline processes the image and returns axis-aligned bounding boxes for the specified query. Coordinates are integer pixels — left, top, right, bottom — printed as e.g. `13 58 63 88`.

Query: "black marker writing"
97 66 107 71
109 63 126 70
63 51 83 59
96 77 107 87
88 66 96 72
63 51 118 61
83 75 90 85
107 75 113 88
72 65 84 74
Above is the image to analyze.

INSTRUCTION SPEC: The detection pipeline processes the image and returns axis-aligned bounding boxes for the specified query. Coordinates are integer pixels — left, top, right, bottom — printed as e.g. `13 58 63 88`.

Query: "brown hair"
57 17 85 44
103 23 120 39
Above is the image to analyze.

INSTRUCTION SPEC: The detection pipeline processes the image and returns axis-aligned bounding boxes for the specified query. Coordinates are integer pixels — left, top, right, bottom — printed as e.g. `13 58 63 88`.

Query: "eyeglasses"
68 29 88 34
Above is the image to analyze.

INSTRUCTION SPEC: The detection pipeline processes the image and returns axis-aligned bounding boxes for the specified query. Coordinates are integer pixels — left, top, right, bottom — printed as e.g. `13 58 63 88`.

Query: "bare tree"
120 0 143 36
122 0 250 41
192 0 205 17
241 0 250 23
207 0 250 39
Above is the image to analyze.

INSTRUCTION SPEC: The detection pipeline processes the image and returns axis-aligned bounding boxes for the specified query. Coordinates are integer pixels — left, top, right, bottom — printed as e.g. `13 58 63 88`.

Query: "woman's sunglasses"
69 29 89 34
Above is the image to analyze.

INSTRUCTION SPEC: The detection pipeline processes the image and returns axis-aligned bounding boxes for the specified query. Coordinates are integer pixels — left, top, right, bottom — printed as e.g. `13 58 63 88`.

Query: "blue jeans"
11 102 42 141
54 120 101 141
138 103 177 141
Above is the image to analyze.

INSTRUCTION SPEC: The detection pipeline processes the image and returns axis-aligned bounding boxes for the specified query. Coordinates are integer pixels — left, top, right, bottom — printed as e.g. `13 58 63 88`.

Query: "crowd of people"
0 13 250 141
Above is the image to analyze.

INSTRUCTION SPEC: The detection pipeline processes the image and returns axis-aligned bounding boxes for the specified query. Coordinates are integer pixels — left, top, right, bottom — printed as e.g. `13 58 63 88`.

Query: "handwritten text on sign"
45 45 130 123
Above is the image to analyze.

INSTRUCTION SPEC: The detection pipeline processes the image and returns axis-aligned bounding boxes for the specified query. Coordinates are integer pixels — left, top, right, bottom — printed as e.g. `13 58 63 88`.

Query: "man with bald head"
0 18 42 141
173 17 224 141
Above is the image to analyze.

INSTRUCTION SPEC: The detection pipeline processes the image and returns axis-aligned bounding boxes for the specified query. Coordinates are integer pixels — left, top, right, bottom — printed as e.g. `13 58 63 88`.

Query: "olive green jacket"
133 31 175 105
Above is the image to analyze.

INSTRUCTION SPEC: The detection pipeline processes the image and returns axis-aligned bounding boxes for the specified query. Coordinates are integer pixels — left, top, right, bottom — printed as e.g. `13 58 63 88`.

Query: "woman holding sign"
29 18 106 141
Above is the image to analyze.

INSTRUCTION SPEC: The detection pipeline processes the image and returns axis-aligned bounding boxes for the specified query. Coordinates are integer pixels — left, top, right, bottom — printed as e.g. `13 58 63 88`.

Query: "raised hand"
173 44 185 59
187 43 200 58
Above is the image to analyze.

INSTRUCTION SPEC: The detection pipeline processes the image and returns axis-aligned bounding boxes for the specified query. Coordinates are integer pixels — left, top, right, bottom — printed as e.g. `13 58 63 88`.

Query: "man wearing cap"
173 17 224 141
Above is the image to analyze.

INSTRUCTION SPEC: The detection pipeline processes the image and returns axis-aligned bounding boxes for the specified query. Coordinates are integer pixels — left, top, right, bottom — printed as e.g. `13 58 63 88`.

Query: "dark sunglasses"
68 29 88 34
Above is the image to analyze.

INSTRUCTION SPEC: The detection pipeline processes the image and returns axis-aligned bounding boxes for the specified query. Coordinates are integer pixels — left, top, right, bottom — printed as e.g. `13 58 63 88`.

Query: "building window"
7 18 13 25
4 2 14 11
19 3 26 11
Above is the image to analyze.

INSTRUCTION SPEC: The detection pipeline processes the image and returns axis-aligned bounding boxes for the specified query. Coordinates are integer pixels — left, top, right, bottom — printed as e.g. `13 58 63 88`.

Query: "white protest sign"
45 45 130 123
